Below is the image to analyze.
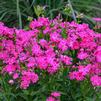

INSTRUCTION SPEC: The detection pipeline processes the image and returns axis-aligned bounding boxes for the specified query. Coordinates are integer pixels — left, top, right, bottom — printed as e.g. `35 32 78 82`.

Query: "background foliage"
0 69 101 101
0 0 101 28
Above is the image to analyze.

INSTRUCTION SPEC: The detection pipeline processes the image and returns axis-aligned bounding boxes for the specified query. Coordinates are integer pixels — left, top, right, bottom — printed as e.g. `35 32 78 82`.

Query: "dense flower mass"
0 17 101 93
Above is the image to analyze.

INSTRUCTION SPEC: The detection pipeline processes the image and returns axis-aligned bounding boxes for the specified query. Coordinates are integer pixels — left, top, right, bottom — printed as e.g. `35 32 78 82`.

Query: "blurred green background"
0 0 101 28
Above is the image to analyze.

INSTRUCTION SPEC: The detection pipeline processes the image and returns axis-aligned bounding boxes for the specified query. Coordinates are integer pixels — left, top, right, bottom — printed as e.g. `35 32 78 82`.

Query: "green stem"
16 0 22 29
68 0 77 22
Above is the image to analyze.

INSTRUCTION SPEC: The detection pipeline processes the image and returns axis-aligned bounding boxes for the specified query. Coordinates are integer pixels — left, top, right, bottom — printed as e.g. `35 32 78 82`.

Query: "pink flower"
95 52 101 63
9 80 14 85
39 39 48 48
37 56 48 70
77 51 88 60
50 32 61 43
45 48 56 58
27 57 36 68
46 96 55 101
19 52 28 61
4 64 17 74
13 73 19 79
51 92 61 97
95 46 101 62
78 64 91 75
69 71 85 81
43 27 50 34
75 72 85 81
29 20 41 29
20 79 30 89
60 55 72 65
92 17 101 22
72 41 79 50
46 91 61 101
58 39 68 52
69 71 77 80
32 42 43 56
90 75 101 86
47 61 59 74
20 71 39 89
31 72 39 84
30 17 49 29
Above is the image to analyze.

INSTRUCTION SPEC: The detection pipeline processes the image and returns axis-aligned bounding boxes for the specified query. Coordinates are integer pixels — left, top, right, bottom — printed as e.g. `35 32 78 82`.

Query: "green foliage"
0 68 101 101
0 0 101 28
34 5 45 17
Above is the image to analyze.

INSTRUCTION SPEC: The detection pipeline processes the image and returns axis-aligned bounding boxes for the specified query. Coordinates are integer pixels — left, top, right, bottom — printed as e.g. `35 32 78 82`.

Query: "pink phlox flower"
60 55 72 65
77 51 88 60
91 75 101 86
51 92 61 97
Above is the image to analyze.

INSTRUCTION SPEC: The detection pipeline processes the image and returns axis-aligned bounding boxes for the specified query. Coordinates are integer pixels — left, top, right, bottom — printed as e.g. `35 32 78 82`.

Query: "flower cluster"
0 17 101 91
46 92 61 101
